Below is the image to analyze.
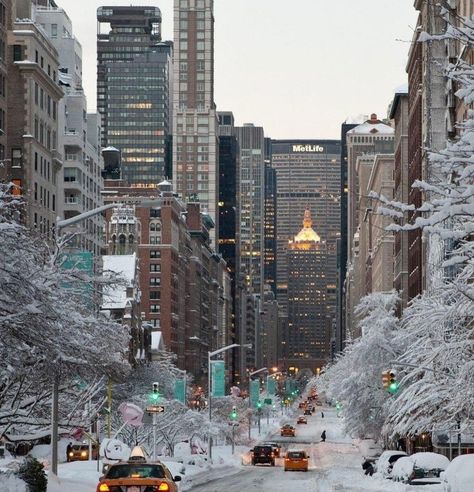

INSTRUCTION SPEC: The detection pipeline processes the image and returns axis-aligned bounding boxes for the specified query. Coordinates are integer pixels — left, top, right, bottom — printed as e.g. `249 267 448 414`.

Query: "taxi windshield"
105 464 166 479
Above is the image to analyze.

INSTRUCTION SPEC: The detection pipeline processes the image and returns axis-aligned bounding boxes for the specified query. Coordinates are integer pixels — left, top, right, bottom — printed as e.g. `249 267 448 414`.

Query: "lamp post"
208 343 250 461
49 203 120 477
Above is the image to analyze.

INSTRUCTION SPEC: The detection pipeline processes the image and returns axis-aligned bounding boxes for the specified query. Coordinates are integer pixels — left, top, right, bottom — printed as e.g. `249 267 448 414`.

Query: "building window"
51 24 58 38
150 250 161 259
11 149 22 168
13 45 23 62
150 264 161 272
150 291 160 300
150 277 161 286
150 304 160 313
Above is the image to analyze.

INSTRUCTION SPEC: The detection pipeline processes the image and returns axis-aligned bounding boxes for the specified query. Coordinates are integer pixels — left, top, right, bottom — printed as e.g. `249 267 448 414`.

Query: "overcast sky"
57 0 417 139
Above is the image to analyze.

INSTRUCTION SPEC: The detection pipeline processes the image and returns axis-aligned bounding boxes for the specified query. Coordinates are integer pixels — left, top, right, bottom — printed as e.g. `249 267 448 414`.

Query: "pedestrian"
66 442 72 462
321 411 324 418
362 459 374 476
321 430 326 442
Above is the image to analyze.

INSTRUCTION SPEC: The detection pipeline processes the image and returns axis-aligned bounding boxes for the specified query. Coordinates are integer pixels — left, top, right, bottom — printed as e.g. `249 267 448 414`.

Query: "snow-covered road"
189 407 443 492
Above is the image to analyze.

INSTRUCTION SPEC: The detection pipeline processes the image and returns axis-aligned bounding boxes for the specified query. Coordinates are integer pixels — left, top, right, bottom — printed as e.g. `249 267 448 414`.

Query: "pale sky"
57 0 417 139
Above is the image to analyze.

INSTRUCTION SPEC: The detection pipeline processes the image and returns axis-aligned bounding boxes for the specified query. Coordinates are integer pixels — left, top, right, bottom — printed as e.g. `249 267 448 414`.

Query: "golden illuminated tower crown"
289 209 321 249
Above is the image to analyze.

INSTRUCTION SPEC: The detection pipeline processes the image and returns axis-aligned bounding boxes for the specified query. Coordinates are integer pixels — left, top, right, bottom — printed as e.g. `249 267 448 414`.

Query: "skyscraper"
172 0 218 245
234 124 265 296
264 138 277 296
97 6 172 185
284 209 330 371
271 140 341 314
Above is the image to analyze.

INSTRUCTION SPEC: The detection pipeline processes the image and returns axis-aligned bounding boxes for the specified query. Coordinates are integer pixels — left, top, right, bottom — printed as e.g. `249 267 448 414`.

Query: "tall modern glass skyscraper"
172 0 218 245
97 6 172 185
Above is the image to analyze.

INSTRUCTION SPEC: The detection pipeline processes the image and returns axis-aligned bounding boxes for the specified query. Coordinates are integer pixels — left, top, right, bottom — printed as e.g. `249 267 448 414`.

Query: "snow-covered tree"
319 291 402 439
0 184 130 437
383 270 474 438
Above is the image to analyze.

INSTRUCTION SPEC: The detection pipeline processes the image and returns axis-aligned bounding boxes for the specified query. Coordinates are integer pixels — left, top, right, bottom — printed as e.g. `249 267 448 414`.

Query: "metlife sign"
292 144 324 153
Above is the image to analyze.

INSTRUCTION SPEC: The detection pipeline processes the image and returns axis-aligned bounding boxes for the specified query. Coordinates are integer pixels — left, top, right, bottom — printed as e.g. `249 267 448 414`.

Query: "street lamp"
208 343 250 460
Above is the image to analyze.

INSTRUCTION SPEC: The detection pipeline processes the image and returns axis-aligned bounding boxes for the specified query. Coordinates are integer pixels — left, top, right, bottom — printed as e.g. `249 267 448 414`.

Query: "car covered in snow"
391 452 449 485
375 450 407 478
440 454 474 492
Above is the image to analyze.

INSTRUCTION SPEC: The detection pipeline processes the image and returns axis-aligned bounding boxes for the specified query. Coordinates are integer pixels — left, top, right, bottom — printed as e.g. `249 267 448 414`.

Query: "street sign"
228 422 239 426
146 405 165 413
266 377 276 396
250 379 260 408
211 360 225 397
175 379 186 404
264 398 272 405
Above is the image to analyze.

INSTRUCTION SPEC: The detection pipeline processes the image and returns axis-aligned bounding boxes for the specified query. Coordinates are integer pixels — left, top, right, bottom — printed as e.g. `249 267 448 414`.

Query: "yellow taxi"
284 450 309 472
96 447 181 492
280 424 296 437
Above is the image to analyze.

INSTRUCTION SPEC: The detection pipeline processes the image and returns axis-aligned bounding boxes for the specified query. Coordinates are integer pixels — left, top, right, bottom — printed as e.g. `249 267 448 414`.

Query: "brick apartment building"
102 180 232 386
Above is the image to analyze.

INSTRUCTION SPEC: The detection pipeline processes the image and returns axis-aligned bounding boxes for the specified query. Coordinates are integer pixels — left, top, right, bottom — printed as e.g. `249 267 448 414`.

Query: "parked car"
375 450 408 478
262 442 281 458
68 443 99 462
250 445 275 466
284 450 309 472
297 416 307 424
440 454 474 492
392 452 449 485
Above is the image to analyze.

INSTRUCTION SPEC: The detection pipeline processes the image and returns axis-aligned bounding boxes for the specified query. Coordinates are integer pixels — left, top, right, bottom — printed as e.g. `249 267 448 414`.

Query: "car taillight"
157 484 170 491
98 484 110 492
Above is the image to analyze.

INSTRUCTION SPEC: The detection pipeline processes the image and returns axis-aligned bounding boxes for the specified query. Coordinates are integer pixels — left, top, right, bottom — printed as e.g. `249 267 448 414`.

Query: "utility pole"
51 376 59 476
153 412 157 460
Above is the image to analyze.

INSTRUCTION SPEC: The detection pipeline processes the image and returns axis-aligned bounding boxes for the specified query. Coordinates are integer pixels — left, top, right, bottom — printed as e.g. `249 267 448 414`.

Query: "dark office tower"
336 122 357 353
173 0 218 246
284 209 330 372
218 111 239 381
271 140 341 315
264 138 277 296
97 7 172 186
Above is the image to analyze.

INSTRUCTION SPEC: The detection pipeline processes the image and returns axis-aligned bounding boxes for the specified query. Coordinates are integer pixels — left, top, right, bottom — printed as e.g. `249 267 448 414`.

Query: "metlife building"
270 140 341 315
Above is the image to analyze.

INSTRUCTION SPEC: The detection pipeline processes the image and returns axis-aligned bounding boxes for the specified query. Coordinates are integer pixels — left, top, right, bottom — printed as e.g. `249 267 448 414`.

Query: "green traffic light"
388 382 399 393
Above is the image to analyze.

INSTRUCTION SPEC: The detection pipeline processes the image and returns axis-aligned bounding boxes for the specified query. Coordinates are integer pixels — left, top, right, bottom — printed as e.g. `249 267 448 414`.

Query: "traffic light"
230 406 238 420
256 401 262 410
335 401 342 411
382 370 390 390
150 382 160 402
388 371 399 394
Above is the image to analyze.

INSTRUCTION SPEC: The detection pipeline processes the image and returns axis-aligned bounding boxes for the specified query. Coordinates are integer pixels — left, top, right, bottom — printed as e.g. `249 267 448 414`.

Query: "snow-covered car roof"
441 454 474 492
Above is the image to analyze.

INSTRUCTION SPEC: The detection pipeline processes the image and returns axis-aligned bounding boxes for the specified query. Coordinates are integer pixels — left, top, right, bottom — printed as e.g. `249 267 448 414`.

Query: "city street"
188 408 438 492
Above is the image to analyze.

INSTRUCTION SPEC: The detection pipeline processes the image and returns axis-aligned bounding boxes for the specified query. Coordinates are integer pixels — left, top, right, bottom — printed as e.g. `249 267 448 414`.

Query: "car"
392 452 449 485
297 416 307 424
250 445 275 466
284 450 309 472
281 425 296 437
303 408 312 416
68 443 99 462
96 446 181 492
375 450 408 479
440 453 474 492
262 442 281 457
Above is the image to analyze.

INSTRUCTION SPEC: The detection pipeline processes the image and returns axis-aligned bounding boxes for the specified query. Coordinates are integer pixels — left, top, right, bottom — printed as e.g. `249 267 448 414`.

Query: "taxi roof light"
98 484 110 492
158 483 170 491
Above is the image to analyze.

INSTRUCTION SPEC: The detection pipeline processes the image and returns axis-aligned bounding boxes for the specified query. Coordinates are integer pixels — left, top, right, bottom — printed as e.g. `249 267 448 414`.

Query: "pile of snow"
440 454 474 492
0 473 26 492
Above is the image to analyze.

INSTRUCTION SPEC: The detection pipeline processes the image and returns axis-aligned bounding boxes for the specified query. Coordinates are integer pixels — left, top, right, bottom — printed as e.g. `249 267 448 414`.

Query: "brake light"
158 484 170 491
98 484 110 492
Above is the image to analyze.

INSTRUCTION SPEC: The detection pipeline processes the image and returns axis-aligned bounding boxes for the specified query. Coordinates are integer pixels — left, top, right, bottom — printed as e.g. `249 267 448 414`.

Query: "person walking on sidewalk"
321 411 324 418
321 430 326 442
